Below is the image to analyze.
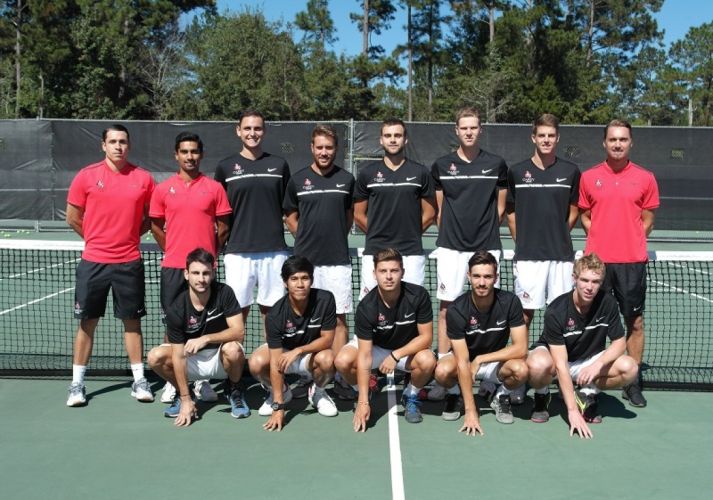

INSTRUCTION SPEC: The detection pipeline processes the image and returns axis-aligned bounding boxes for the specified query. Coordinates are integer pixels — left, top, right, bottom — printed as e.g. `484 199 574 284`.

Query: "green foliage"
0 0 707 124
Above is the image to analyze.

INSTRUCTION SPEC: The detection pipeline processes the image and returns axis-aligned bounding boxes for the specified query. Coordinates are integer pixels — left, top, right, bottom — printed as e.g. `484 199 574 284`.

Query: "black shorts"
160 267 187 323
603 262 647 318
74 259 146 320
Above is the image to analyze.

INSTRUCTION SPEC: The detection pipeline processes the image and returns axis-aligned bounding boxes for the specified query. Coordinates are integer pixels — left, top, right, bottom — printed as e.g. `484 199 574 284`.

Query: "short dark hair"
312 124 338 147
174 132 203 153
281 255 314 282
238 109 265 125
532 113 560 134
468 250 498 273
604 119 632 139
382 118 407 136
102 124 130 142
373 248 403 268
185 248 214 270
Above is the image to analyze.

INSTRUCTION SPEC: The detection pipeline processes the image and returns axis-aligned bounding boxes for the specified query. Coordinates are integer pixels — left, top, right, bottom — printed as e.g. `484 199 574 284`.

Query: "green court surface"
1 378 711 500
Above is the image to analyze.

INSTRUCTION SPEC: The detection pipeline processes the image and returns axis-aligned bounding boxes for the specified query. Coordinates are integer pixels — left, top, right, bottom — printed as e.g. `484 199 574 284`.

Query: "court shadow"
598 392 638 420
86 381 133 401
550 391 638 426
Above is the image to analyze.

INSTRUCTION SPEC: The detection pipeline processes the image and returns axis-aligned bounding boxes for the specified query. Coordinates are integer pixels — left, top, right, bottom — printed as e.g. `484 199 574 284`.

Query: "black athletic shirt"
355 282 432 350
354 159 434 255
166 282 242 350
446 289 525 360
214 152 290 253
266 288 337 351
507 158 580 261
283 166 354 266
431 150 507 251
537 290 624 362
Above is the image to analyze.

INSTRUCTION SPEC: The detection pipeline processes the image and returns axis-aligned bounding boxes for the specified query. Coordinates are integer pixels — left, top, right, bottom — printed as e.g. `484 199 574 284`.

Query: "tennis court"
1 377 712 499
1 231 712 499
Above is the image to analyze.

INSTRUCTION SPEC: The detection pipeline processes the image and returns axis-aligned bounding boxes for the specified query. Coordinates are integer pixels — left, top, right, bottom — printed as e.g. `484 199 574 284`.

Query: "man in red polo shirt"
579 119 659 408
149 132 238 406
66 124 155 407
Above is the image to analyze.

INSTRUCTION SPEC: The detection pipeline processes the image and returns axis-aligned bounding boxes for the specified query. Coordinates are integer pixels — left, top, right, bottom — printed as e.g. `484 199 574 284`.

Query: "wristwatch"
271 402 285 411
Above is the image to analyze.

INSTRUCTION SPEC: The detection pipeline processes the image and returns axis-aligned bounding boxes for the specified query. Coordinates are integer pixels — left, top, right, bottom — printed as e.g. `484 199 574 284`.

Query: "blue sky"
214 0 713 56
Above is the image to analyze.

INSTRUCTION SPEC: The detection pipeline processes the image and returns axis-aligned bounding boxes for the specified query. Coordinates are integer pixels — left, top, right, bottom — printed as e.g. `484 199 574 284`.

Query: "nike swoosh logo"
595 316 605 322
633 305 642 312
309 317 321 323
556 177 567 182
207 309 217 315
336 183 345 187
404 312 415 318
406 176 417 181
482 169 493 174
496 320 506 326
267 168 277 172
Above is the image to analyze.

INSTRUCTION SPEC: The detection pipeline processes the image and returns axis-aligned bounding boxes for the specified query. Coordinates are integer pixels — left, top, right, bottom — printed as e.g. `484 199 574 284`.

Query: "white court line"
0 258 80 281
0 287 75 316
650 279 713 304
386 373 405 500
666 261 711 276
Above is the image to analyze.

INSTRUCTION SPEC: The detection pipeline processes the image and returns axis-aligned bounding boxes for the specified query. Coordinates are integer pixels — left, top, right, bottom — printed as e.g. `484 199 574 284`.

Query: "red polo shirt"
149 173 232 268
67 160 154 263
578 161 659 263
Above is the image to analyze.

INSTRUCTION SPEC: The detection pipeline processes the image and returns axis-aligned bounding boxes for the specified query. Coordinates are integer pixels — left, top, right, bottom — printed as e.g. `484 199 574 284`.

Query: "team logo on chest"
448 163 459 176
374 171 385 183
595 179 603 188
566 317 576 331
169 186 176 195
96 180 105 190
232 163 244 176
466 316 479 335
378 313 387 328
522 170 534 183
285 320 297 335
302 178 314 191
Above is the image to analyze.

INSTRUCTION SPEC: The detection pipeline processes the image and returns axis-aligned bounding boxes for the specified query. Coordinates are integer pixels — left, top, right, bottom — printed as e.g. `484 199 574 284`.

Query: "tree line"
1 0 711 126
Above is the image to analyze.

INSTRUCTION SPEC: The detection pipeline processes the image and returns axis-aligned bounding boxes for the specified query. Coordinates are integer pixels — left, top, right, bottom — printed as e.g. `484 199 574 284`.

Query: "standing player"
335 249 436 430
147 248 250 426
283 124 354 367
354 118 436 296
150 132 232 404
433 251 528 433
65 124 155 407
579 119 659 408
506 114 580 328
249 256 339 431
526 254 639 438
214 110 291 339
428 107 508 401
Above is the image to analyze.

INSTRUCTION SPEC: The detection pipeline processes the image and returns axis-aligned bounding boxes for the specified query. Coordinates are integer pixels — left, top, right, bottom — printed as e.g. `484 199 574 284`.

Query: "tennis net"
1 240 711 389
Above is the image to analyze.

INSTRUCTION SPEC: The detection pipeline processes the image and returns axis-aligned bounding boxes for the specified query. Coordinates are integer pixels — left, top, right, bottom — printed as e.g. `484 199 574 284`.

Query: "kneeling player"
434 250 528 435
249 256 339 431
527 253 638 439
335 248 436 431
147 248 249 427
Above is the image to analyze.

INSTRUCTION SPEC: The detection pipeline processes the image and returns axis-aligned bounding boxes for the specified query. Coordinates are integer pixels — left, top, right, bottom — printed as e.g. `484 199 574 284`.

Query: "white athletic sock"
130 363 144 383
403 383 420 397
447 385 461 395
72 364 87 385
534 386 550 395
579 384 599 396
